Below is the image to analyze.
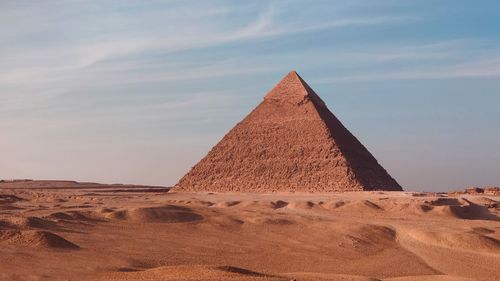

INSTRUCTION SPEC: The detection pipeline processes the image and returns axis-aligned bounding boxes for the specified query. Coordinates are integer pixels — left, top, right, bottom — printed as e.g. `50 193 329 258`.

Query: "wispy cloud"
314 51 500 83
227 4 419 41
2 1 500 187
0 1 419 89
316 63 500 83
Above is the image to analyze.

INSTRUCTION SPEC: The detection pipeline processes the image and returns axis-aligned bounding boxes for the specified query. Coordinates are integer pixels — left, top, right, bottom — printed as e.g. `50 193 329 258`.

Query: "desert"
1 69 499 281
0 180 499 281
3 2 500 281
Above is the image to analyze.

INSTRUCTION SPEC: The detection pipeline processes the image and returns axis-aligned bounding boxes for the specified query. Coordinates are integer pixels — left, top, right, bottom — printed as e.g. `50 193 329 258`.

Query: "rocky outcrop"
484 187 500 196
466 187 485 195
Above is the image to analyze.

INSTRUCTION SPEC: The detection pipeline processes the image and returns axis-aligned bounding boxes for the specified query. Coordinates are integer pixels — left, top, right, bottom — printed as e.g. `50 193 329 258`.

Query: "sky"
1 0 499 191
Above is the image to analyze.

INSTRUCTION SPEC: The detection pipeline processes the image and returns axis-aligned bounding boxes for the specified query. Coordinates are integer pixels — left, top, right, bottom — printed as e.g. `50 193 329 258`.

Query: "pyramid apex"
264 71 325 107
284 70 300 80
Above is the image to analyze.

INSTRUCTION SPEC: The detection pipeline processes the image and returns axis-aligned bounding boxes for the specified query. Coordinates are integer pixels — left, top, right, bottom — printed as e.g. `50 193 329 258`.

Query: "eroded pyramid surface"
175 71 402 192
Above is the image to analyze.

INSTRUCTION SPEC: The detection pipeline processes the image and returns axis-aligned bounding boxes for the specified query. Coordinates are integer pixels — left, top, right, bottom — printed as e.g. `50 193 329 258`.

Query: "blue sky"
1 0 499 191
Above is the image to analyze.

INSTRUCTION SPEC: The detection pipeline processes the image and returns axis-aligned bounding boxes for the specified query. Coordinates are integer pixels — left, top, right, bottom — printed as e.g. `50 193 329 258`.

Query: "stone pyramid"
175 71 402 192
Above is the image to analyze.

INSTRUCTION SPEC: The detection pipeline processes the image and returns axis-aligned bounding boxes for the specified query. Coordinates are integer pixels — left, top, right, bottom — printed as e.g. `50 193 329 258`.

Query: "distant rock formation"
175 71 402 192
464 186 500 196
466 186 484 194
484 187 500 196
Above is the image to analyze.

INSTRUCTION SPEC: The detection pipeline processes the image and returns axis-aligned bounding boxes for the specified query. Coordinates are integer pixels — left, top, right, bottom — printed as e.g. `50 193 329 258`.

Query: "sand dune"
7 216 58 229
106 205 203 223
0 230 79 249
431 200 499 220
47 210 99 221
103 265 286 281
406 229 500 252
0 181 499 280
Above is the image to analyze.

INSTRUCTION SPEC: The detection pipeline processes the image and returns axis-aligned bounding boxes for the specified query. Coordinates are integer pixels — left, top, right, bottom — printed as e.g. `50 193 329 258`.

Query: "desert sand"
0 180 499 281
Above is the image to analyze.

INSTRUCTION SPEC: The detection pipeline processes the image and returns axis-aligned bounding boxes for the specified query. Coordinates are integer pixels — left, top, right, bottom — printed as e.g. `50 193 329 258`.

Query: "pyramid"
175 71 402 192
